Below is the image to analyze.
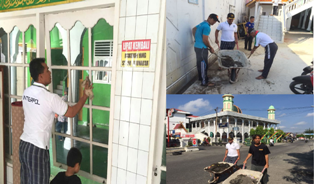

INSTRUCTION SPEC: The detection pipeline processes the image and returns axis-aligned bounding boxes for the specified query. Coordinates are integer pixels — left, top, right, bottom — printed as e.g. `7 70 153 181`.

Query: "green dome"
268 105 275 110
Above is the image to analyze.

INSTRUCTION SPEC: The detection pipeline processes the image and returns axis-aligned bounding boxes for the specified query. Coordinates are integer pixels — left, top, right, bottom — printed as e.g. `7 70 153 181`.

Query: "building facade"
189 94 280 143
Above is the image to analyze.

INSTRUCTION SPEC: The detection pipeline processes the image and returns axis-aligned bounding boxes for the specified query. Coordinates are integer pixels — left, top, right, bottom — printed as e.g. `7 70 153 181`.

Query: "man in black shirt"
50 147 82 184
243 134 270 184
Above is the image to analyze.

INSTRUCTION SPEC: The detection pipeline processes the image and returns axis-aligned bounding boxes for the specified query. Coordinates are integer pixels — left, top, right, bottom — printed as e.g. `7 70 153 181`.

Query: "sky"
167 94 314 134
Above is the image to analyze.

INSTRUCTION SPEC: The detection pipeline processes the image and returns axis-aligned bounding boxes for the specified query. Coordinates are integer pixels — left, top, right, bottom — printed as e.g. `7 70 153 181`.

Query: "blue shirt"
245 22 254 29
194 21 211 49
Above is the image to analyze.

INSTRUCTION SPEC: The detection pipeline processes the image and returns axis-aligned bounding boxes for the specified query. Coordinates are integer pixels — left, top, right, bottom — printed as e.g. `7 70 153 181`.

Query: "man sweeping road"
192 14 220 87
19 58 93 184
249 29 278 80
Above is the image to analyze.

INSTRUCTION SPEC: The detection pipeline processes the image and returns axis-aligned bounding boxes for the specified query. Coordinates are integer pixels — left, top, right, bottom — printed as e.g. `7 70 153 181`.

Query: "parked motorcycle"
269 142 274 146
301 61 313 75
290 71 313 94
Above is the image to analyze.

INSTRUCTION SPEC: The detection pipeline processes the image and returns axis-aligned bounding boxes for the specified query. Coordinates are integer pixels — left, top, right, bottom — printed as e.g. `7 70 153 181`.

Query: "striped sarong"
19 140 50 184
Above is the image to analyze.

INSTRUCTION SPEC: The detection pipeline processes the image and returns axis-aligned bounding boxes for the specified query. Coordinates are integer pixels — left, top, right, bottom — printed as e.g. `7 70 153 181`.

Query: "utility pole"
215 107 218 141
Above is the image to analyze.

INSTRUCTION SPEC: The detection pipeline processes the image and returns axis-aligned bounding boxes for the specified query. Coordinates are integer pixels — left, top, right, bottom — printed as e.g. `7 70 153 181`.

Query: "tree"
255 126 265 136
304 128 314 133
250 128 256 136
269 128 275 136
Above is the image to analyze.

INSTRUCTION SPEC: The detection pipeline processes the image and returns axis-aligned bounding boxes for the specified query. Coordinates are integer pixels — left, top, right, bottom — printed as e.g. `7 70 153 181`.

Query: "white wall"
261 5 273 16
166 0 247 94
169 113 189 130
111 0 165 183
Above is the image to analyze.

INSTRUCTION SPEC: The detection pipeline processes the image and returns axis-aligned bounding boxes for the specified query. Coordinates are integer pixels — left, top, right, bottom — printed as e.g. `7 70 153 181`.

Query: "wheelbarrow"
204 162 238 183
222 166 265 184
214 50 250 84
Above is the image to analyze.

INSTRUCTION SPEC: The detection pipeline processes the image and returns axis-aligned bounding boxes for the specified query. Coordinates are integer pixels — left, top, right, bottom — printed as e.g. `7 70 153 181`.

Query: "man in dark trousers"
192 14 220 86
249 29 278 79
243 134 270 184
245 16 255 50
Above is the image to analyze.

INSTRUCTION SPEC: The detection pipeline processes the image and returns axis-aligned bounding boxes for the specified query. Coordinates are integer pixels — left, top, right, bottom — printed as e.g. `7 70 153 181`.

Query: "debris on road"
229 174 258 184
205 163 230 172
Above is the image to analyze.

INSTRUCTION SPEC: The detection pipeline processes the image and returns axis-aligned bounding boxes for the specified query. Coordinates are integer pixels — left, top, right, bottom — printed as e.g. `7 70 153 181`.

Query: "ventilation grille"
94 40 113 57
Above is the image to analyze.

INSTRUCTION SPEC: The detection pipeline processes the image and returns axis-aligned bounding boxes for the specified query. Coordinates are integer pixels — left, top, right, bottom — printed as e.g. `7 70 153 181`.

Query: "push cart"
204 162 239 183
215 50 250 84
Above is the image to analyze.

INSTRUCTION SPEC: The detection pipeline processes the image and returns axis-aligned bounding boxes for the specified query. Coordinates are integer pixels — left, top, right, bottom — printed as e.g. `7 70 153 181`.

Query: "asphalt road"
166 140 314 184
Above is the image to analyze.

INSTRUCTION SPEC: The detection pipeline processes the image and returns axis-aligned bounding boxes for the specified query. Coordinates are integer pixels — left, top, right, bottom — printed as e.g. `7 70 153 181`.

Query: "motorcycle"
290 70 313 94
301 61 313 75
269 142 274 146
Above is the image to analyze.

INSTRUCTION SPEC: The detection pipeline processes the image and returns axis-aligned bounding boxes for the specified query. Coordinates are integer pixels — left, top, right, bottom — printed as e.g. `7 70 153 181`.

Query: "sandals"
201 82 215 87
258 69 263 72
256 75 266 80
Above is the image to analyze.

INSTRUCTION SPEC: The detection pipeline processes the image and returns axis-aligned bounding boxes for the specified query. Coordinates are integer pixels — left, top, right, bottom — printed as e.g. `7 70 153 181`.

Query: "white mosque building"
188 94 281 143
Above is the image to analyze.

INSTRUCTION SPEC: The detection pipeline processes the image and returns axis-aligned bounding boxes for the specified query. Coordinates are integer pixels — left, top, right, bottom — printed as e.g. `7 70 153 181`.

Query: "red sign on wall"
183 134 195 138
121 39 151 68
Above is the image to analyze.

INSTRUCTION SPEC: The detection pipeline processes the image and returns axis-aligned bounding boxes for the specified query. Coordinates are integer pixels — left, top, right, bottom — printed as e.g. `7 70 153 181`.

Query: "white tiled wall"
111 0 163 183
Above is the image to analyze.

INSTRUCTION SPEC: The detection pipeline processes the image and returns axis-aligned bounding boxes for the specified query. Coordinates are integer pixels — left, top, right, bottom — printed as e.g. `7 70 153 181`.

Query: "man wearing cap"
245 16 255 51
215 13 238 50
223 137 240 165
192 14 220 86
249 29 278 79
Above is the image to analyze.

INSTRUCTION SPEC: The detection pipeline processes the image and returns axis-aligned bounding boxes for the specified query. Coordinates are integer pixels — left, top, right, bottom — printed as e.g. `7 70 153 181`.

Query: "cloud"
296 121 307 125
278 126 286 129
306 112 314 117
278 113 286 117
178 98 212 113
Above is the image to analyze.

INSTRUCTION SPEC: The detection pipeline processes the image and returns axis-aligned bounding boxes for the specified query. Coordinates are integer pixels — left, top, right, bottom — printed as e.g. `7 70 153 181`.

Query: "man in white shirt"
272 0 281 16
223 137 240 164
215 13 238 50
250 29 278 79
19 58 93 184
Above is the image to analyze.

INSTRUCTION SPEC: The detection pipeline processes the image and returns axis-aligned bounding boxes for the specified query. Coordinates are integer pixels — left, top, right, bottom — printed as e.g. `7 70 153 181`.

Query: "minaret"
222 94 234 112
268 105 276 120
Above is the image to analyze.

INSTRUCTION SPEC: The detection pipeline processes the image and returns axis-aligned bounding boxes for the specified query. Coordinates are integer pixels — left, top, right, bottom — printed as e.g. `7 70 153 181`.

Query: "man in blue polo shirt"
245 16 255 50
192 14 219 86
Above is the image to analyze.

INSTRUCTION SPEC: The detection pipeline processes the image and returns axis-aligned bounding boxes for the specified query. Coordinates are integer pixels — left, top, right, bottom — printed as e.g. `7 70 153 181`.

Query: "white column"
242 119 244 143
298 12 305 28
263 123 265 129
255 2 259 24
257 121 259 127
220 118 223 141
234 118 237 143
302 9 310 29
227 116 229 139
307 7 314 31
248 120 251 135
275 124 278 130
214 120 216 142
208 120 210 138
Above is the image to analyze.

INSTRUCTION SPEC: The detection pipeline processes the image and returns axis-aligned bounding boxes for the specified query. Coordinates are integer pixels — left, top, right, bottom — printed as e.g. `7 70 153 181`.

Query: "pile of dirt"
229 174 258 184
207 163 230 172
221 56 244 67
